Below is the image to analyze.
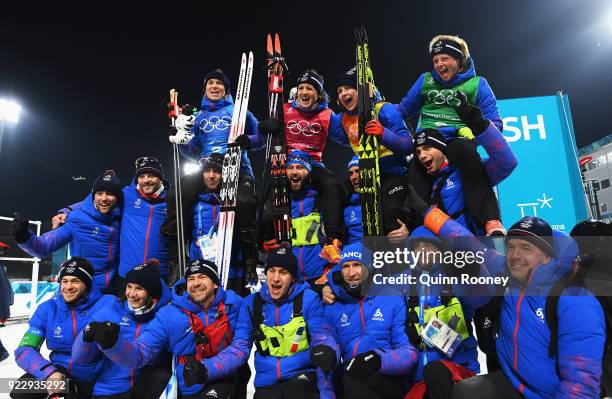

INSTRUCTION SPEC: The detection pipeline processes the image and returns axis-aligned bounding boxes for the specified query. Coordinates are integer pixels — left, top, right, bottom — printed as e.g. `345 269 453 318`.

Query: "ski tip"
274 33 281 54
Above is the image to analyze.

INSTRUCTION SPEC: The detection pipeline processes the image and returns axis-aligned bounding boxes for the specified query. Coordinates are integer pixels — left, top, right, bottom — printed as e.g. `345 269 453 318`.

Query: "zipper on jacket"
143 205 154 262
352 298 366 357
67 309 77 376
512 269 537 372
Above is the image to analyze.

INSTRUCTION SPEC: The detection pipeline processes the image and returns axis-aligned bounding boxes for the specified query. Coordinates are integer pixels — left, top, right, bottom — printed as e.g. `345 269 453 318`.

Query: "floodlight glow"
183 162 200 175
0 99 22 124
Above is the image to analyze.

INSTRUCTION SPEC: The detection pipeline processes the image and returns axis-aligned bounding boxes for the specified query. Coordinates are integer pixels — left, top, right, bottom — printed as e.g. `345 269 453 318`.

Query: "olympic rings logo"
426 89 461 106
198 116 232 133
287 120 322 137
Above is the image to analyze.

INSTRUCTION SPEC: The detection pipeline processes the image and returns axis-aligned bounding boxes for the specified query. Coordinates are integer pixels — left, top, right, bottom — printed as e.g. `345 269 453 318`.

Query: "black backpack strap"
293 291 304 318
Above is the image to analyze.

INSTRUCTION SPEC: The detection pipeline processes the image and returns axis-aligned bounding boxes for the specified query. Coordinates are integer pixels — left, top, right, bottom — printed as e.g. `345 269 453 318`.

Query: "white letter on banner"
502 117 522 142
521 115 546 141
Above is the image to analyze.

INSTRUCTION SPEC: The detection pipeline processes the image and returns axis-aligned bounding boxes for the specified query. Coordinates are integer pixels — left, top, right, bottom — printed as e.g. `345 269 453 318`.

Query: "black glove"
93 321 120 349
454 91 489 136
258 118 283 137
402 185 430 216
183 355 208 387
345 350 381 381
10 213 31 244
83 322 100 343
310 344 337 372
234 134 252 150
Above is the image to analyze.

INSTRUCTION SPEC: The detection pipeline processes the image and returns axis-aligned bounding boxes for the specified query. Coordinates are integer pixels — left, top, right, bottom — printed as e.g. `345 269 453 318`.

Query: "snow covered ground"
0 320 486 399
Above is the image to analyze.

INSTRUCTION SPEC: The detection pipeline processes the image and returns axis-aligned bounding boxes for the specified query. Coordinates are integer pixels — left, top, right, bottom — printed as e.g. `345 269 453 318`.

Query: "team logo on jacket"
340 313 350 327
53 326 63 338
350 211 356 222
92 227 99 235
134 198 141 208
445 179 455 189
535 308 545 323
198 116 232 133
205 389 218 398
372 308 384 321
120 315 130 326
287 120 322 137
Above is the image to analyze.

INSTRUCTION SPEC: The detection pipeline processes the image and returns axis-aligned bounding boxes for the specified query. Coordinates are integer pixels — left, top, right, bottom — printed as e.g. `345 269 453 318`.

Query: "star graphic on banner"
537 193 554 209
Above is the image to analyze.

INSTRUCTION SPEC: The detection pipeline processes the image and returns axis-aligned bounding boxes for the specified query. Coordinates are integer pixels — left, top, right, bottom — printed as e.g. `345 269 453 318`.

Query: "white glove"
175 114 195 131
169 129 194 145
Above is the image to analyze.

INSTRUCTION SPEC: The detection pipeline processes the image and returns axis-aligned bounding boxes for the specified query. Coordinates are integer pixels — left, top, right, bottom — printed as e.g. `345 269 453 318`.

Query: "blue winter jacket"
14 284 115 382
290 186 328 281
344 192 363 245
120 182 168 279
324 265 418 378
181 95 262 178
429 123 517 234
72 282 171 396
203 282 338 393
329 103 413 175
189 192 243 279
401 227 481 381
20 193 121 291
101 281 243 397
428 213 606 399
396 57 503 137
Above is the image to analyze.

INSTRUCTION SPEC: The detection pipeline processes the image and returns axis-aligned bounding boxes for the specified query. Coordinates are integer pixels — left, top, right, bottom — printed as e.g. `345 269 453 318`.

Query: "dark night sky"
1 1 611 239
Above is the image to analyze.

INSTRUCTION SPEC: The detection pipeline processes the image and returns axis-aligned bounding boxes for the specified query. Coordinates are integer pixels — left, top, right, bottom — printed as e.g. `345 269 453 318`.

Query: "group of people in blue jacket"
5 33 608 399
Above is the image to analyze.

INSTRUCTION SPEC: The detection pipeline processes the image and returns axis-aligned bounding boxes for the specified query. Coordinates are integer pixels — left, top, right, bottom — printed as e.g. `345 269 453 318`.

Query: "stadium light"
183 162 200 175
0 98 22 124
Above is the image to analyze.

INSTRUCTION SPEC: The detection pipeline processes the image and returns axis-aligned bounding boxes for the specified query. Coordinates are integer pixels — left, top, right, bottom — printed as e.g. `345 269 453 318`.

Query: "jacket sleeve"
396 74 425 122
328 112 350 147
379 103 414 156
475 77 503 133
244 111 266 151
476 123 518 186
18 224 73 258
101 310 169 369
58 201 83 215
72 330 102 365
304 291 341 365
377 299 418 375
203 296 254 381
422 207 505 305
14 303 57 379
554 293 605 399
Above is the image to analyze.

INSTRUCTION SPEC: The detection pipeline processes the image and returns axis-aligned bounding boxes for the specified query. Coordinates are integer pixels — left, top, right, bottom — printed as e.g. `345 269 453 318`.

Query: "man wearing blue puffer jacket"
322 243 418 399
402 194 606 399
72 260 172 398
12 257 116 399
402 227 482 399
260 151 330 284
170 69 261 271
201 249 339 398
10 170 122 292
343 156 410 245
97 259 243 398
397 35 507 235
53 157 171 284
330 67 414 235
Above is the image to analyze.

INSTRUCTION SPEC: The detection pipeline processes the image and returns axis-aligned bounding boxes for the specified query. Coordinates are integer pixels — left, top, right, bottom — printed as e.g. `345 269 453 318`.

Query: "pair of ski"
355 26 383 237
